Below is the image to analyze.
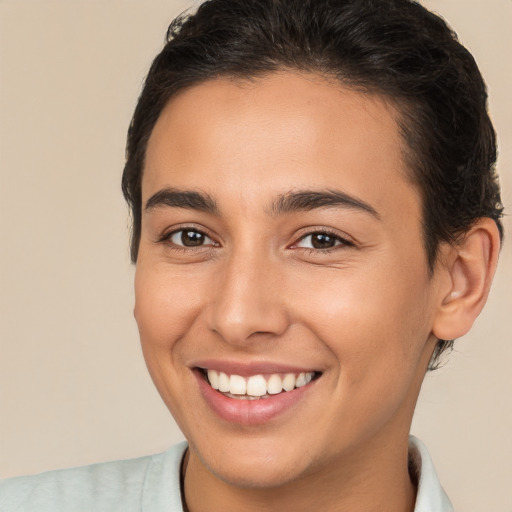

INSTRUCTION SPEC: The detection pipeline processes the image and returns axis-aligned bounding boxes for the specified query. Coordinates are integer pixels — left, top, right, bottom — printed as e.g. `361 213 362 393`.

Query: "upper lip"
191 359 321 377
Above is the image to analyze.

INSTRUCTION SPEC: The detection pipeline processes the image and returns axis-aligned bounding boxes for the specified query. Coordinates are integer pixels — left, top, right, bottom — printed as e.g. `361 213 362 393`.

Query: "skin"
134 72 499 511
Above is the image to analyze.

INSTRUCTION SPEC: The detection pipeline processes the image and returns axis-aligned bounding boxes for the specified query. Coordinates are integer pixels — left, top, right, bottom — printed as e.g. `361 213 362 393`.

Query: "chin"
208 459 305 490
190 434 316 490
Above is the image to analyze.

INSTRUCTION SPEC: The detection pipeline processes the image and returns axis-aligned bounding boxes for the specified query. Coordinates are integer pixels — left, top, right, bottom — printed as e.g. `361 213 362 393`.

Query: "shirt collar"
409 436 454 512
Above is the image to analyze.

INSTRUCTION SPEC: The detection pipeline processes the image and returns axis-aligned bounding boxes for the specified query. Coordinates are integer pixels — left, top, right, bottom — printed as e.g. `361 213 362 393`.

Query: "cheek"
134 263 204 349
133 263 207 421
299 268 434 439
295 260 434 382
133 263 209 411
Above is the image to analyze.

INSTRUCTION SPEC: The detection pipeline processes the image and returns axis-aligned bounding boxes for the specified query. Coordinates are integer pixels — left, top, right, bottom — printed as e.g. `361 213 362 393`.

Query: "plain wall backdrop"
1 1 511 510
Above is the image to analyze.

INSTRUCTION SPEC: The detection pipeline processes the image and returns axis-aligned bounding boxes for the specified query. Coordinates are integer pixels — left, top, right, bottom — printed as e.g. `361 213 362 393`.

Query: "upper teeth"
206 369 314 397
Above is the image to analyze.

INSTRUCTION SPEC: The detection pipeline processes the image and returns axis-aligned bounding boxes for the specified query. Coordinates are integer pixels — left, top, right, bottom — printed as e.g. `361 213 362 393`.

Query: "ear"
432 218 501 341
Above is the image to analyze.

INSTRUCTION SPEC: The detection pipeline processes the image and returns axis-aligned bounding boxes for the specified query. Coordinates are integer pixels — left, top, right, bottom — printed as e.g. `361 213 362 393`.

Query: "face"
135 72 441 489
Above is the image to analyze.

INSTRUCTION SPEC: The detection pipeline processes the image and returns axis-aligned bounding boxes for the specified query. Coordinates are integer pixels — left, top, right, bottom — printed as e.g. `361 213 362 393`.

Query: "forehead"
143 72 419 222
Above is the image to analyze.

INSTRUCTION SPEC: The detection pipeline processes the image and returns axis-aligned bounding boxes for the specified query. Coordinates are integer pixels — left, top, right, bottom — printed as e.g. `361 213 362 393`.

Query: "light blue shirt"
409 436 454 512
0 437 453 511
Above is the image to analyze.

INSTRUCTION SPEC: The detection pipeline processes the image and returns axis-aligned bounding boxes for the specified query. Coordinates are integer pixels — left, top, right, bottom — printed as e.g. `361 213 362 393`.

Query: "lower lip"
194 370 315 426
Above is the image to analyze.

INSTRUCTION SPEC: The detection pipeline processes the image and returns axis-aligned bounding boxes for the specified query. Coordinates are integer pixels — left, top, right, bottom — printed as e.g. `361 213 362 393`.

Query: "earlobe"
432 218 501 341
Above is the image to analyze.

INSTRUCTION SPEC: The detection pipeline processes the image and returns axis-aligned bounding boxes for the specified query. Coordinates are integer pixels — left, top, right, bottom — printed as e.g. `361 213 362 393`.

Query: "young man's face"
134 72 442 488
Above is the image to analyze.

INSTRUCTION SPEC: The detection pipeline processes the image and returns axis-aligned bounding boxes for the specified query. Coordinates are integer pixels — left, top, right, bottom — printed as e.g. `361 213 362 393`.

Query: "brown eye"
296 232 348 250
170 229 213 247
310 233 336 249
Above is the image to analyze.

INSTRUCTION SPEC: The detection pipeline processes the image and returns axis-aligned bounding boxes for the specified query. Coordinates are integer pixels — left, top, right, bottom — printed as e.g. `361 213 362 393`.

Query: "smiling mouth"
199 368 320 400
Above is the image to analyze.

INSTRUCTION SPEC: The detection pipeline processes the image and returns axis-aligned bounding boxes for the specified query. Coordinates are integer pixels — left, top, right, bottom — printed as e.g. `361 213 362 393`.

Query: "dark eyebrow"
269 189 380 219
145 188 219 214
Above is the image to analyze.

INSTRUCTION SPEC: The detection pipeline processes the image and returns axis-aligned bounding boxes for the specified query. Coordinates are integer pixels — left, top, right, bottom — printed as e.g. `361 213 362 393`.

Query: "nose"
206 249 290 346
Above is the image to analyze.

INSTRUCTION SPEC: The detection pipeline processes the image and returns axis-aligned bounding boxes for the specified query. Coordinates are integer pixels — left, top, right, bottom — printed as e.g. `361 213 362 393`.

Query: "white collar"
409 436 454 512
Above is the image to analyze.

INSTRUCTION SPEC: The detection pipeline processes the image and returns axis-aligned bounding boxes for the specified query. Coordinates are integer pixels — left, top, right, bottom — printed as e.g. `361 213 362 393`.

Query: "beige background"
0 1 511 510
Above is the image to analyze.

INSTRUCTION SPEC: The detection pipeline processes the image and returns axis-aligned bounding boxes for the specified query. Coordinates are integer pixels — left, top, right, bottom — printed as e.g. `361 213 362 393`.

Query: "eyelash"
156 226 354 254
292 228 354 254
156 226 217 253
